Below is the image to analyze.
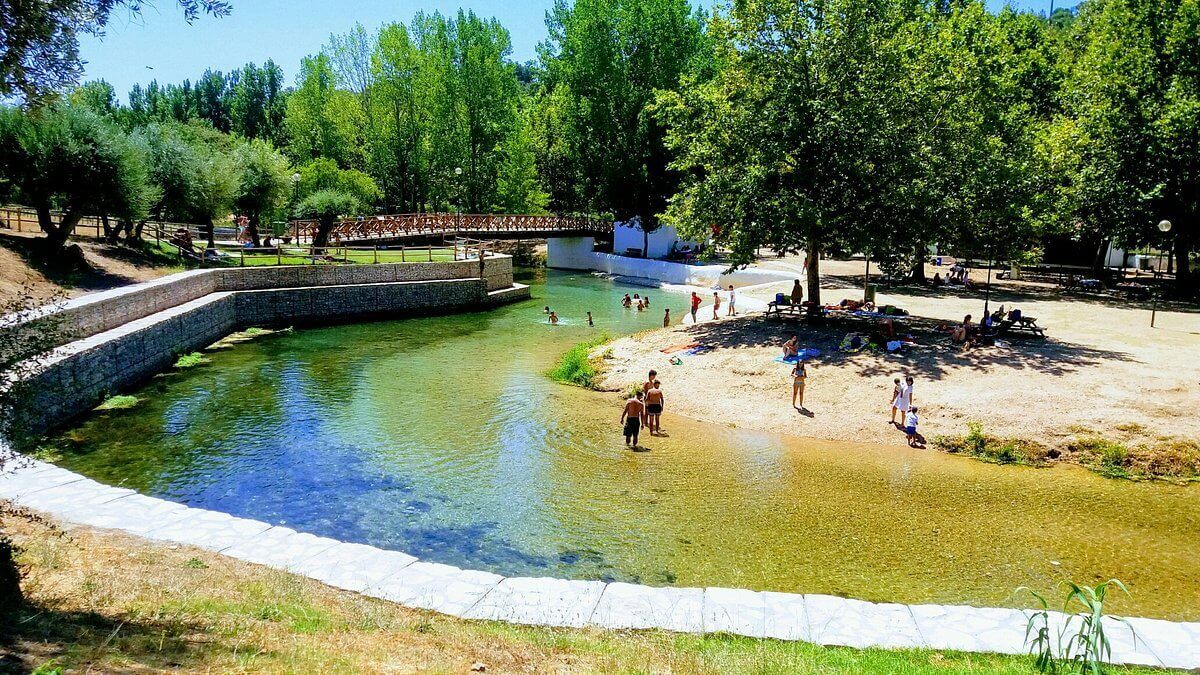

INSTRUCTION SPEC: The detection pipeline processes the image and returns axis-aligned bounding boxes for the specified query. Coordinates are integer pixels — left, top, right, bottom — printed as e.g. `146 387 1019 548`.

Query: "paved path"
2 456 1197 669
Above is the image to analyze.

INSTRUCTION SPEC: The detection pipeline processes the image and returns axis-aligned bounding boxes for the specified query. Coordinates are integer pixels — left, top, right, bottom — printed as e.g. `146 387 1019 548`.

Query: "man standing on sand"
690 292 701 323
727 285 737 316
791 279 804 306
645 380 664 435
621 391 646 447
663 308 671 327
712 291 721 320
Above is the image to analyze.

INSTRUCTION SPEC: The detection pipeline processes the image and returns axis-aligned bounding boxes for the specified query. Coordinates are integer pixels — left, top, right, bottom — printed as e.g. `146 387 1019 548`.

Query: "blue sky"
80 0 1058 101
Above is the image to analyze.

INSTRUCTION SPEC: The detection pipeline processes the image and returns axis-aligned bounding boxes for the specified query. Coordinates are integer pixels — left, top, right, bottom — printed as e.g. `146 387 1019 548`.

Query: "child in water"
549 311 559 325
587 311 594 327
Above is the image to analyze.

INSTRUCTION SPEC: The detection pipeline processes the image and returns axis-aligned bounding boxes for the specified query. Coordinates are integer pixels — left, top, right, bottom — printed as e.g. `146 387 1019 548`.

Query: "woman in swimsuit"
792 360 808 409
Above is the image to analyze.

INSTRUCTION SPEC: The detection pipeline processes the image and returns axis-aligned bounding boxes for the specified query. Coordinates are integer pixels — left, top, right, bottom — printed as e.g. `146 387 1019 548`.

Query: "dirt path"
600 255 1200 450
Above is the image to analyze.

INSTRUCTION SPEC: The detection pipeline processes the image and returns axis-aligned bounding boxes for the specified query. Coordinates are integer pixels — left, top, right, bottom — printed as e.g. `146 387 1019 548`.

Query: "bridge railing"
290 212 612 243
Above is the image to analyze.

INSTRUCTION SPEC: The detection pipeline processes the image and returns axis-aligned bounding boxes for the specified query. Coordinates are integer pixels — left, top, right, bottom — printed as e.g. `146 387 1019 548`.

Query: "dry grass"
0 509 1169 674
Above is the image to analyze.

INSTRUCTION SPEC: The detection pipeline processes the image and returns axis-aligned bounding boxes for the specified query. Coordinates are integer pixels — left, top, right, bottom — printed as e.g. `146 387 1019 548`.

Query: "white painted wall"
547 237 794 288
612 220 702 259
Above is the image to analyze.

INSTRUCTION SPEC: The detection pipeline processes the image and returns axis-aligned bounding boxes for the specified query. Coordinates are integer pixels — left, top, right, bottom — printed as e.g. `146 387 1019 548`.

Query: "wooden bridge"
291 212 612 244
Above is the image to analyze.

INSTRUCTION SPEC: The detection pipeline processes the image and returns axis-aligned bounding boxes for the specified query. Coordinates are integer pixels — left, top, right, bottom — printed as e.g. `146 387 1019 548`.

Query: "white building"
612 217 704 259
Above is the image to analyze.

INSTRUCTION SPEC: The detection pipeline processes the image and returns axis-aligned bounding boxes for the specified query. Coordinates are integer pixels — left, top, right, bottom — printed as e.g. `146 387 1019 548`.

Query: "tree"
136 121 238 248
295 189 359 250
0 104 157 255
284 54 366 168
0 0 231 102
538 0 708 227
296 157 381 208
1051 0 1200 293
233 139 290 247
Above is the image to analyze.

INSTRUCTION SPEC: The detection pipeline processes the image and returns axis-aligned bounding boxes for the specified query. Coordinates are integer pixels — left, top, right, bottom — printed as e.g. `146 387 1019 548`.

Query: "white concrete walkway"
1 455 1197 669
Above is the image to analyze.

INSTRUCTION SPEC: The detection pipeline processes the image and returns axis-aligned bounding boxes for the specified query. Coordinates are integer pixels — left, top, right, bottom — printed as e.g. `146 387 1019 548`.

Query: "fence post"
374 245 378 264
428 244 432 262
240 248 245 267
400 245 405 263
277 244 282 266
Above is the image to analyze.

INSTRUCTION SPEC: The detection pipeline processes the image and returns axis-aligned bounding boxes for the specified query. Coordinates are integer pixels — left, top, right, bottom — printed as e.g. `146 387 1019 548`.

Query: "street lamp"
454 166 463 252
1150 219 1172 327
290 172 301 242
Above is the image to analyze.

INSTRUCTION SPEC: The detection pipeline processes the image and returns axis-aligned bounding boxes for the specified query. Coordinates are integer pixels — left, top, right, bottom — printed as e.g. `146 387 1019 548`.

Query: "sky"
79 0 1058 102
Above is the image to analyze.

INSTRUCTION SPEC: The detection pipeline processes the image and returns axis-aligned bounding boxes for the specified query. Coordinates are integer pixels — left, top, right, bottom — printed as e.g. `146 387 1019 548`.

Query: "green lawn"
144 239 461 266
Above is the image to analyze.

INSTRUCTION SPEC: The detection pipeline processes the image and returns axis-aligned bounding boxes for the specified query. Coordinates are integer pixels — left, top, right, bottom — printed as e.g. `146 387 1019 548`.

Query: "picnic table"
766 298 809 318
997 316 1046 338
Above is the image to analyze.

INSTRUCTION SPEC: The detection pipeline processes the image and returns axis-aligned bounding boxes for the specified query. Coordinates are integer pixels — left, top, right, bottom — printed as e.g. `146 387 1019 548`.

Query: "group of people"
889 376 922 446
948 305 1023 349
620 369 667 447
621 293 651 311
685 285 738 324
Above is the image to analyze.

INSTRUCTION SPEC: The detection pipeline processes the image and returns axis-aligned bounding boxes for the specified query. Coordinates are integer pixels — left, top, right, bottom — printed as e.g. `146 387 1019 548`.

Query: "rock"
470 662 486 672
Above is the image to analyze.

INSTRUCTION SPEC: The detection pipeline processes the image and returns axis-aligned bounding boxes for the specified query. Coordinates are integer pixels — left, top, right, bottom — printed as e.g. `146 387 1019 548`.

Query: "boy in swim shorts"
645 380 664 435
621 391 646 447
905 406 920 447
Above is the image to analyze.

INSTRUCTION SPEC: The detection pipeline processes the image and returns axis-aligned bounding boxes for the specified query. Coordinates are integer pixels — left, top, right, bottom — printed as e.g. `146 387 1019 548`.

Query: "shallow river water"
47 269 1200 620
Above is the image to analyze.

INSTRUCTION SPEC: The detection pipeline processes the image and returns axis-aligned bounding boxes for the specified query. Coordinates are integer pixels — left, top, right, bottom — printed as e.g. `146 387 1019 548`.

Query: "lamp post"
290 172 300 242
454 166 463 252
1150 219 1172 327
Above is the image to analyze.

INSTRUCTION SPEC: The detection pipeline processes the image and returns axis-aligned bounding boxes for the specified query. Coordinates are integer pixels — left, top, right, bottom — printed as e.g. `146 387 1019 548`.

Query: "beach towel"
684 345 712 356
773 348 821 363
661 342 699 354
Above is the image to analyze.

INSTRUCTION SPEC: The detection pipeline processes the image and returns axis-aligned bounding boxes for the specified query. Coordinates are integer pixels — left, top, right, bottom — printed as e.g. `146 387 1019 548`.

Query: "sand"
598 256 1200 449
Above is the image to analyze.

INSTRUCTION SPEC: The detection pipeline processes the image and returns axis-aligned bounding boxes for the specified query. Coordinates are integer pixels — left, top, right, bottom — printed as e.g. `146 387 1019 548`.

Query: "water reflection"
46 270 1200 620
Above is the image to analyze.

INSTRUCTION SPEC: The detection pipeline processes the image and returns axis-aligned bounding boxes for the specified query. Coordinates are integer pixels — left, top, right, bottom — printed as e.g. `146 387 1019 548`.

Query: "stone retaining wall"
7 257 525 436
2 256 515 358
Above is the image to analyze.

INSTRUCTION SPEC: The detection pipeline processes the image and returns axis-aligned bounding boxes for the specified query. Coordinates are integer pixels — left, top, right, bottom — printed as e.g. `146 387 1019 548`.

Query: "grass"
0 509 1169 674
547 334 612 389
172 352 209 369
936 423 1200 481
147 240 460 266
94 394 139 411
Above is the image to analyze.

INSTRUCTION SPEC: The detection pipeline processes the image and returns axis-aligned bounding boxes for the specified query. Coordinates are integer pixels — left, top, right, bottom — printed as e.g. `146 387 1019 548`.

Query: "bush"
547 335 611 388
934 422 1050 466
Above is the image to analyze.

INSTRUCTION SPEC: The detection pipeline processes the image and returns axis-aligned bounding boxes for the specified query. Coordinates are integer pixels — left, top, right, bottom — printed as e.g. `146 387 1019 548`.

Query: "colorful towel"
774 348 821 363
660 342 699 354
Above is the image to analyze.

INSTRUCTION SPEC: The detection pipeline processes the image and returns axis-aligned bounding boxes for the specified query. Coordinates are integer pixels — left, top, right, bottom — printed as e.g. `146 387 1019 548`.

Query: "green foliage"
296 158 381 208
95 395 139 411
233 139 291 245
294 189 361 248
0 103 158 252
933 422 1052 466
1021 579 1130 675
547 334 611 388
537 0 707 222
173 352 209 369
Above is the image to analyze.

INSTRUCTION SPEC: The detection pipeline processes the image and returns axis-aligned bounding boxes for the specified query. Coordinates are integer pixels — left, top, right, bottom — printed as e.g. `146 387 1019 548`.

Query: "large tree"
0 0 230 102
233 139 290 247
537 0 708 232
0 104 157 254
1050 0 1200 293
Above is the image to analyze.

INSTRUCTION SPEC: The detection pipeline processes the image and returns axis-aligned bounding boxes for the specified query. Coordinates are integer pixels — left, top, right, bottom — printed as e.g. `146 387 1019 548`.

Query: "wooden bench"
998 316 1046 338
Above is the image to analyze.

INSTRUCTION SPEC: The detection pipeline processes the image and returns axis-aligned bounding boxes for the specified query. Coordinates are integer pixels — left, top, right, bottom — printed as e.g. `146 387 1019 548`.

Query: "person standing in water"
690 292 701 323
645 379 665 435
549 311 559 325
587 311 594 327
792 360 808 410
621 391 646 447
663 308 671 327
727 285 737 316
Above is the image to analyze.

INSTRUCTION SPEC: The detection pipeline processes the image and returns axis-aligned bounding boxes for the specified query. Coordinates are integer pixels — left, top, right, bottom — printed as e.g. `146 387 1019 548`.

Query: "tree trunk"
133 220 146 240
102 214 118 243
909 250 926 283
642 226 649 258
1092 239 1108 275
0 535 22 611
43 211 80 253
204 217 216 250
313 215 334 251
246 212 262 248
805 243 821 314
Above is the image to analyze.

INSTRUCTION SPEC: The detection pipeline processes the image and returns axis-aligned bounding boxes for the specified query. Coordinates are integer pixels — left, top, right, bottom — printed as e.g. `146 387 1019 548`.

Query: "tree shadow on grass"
0 603 257 673
676 312 1137 382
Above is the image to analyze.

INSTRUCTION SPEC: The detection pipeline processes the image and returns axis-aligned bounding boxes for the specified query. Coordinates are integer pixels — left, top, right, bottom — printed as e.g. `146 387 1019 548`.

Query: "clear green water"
47 269 1200 620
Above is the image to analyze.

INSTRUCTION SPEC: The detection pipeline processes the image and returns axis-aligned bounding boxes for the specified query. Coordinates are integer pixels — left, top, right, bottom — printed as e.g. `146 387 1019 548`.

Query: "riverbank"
0 506 1166 674
596 259 1200 481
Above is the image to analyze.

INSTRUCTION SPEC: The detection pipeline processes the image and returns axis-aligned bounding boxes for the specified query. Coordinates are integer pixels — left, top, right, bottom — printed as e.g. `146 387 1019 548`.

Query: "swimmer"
587 311 594 327
549 311 559 325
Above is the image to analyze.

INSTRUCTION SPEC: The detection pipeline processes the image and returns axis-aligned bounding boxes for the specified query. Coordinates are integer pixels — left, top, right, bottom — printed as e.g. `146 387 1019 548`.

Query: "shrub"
934 422 1051 466
547 335 611 389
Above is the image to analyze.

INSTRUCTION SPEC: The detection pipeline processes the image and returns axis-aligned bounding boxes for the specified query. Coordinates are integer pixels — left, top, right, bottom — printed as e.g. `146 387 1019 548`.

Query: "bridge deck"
292 213 611 244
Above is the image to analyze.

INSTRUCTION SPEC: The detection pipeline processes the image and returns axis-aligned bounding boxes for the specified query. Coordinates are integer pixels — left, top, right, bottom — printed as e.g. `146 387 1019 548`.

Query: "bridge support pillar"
546 236 597 270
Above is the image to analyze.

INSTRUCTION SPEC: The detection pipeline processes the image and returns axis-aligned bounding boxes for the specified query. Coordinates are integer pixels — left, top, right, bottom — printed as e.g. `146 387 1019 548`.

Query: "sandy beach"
597 256 1200 451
